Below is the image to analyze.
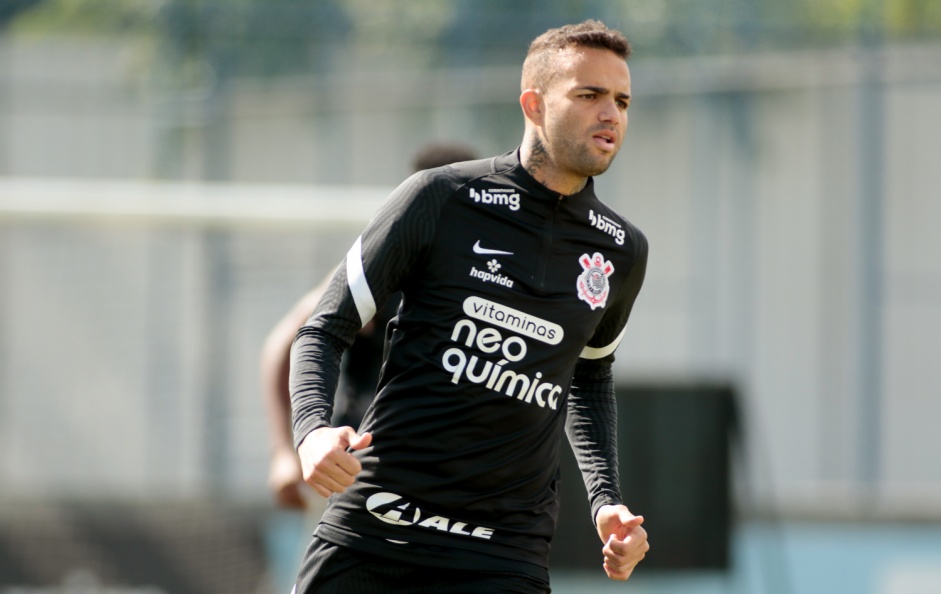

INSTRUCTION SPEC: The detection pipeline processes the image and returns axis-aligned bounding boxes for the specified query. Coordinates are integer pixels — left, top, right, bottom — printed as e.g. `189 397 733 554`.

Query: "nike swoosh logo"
473 240 514 256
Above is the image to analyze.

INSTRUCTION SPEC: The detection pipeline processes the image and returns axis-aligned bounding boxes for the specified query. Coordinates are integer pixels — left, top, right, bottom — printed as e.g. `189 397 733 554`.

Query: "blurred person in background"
289 19 649 594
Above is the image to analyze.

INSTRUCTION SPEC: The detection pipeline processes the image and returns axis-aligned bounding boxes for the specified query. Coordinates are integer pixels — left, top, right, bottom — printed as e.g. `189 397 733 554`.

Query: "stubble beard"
528 131 616 187
558 131 616 178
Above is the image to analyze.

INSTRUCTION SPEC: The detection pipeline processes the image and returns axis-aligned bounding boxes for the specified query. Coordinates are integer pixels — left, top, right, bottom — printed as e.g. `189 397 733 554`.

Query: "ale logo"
366 492 421 526
364 491 496 539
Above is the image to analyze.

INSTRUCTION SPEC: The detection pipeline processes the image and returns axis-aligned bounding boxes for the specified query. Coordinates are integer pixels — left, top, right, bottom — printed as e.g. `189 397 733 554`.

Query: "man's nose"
598 99 619 122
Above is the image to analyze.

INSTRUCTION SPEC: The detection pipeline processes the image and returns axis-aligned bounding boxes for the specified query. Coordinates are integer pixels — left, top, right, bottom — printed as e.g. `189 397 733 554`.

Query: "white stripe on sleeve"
579 326 626 360
346 236 376 328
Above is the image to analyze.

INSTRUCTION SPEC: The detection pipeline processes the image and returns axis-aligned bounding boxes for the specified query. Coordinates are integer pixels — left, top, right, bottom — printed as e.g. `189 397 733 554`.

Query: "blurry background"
1 1 940 593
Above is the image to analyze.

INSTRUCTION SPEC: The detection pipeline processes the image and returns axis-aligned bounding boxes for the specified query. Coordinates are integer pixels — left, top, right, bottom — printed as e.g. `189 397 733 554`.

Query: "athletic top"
291 148 648 581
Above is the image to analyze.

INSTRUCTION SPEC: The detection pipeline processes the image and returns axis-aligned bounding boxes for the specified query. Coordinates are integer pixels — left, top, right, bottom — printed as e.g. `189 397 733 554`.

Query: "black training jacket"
290 148 648 581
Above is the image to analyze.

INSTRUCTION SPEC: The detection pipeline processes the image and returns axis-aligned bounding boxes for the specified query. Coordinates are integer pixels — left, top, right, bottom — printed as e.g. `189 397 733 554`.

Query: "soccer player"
290 20 649 593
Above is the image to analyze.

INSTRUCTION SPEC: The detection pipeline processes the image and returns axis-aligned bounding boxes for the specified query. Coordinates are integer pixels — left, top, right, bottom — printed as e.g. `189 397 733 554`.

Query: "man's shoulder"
383 157 502 222
419 154 505 185
415 149 520 186
585 196 648 255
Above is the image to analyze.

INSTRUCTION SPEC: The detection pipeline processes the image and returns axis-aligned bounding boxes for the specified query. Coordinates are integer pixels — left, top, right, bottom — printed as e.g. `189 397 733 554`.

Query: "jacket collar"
494 148 597 203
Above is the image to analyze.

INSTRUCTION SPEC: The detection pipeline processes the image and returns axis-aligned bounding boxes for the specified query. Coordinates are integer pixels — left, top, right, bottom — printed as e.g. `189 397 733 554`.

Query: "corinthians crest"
576 252 614 310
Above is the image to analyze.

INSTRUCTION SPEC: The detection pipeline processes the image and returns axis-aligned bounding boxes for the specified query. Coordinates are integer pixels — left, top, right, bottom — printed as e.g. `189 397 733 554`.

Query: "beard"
548 126 619 179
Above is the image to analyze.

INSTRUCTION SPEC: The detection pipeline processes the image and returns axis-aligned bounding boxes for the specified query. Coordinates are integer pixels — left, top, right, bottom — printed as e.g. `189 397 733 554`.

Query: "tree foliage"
5 0 940 79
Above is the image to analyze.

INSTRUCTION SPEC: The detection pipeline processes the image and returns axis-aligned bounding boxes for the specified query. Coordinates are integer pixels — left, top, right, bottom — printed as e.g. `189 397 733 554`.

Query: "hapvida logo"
469 188 521 211
470 266 514 288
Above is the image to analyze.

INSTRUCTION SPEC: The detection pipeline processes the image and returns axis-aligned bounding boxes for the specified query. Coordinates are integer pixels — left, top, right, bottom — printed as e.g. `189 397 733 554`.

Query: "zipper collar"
494 148 597 204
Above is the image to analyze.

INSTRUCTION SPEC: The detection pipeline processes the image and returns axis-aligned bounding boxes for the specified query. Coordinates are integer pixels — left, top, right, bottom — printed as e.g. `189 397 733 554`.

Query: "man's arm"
290 169 448 498
260 275 333 508
276 266 379 500
566 360 648 580
566 359 622 520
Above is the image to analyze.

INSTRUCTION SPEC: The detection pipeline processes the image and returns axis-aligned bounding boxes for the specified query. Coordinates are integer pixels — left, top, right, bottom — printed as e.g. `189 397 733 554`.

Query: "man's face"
539 47 631 180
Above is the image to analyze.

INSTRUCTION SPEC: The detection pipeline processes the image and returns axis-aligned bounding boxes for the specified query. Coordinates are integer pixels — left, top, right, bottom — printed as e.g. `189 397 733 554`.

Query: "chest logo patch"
577 252 614 310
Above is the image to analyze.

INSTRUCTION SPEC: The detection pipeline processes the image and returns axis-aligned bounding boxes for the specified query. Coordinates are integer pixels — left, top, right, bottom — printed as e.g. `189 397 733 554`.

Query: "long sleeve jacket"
290 148 648 580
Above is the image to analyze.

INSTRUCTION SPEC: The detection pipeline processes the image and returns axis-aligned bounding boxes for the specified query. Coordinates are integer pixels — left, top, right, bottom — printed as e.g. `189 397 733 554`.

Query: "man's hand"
596 504 649 581
267 446 309 509
297 426 373 498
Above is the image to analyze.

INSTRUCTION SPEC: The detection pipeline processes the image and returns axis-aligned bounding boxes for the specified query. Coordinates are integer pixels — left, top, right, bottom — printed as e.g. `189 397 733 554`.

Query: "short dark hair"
411 142 479 172
521 20 632 91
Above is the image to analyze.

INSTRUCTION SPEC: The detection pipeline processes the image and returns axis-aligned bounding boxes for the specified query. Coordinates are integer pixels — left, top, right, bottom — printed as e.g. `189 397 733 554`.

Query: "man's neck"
519 135 588 196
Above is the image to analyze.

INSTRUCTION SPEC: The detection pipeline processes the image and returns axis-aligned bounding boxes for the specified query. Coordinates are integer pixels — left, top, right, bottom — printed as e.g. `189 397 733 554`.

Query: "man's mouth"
592 130 617 150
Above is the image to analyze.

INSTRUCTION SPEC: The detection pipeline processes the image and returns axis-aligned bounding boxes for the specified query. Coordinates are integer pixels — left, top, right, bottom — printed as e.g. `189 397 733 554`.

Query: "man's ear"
519 88 544 126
